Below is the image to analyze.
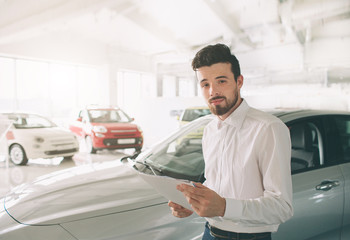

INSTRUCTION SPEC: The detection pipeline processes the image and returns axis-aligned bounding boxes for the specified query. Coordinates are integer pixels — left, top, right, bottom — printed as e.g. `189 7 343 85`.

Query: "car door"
273 116 344 240
329 115 350 240
69 110 86 137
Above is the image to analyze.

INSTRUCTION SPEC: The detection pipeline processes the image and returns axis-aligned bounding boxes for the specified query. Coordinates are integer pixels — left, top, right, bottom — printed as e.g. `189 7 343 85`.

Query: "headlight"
95 133 105 137
93 126 107 133
34 136 44 143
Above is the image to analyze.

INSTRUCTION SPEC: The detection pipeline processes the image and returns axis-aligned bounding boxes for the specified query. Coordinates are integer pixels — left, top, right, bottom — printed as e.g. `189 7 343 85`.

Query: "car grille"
52 143 76 147
45 148 78 155
103 138 142 146
111 130 137 133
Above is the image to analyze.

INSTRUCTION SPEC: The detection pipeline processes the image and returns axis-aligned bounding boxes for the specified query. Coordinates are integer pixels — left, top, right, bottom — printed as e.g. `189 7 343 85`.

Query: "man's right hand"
168 201 193 218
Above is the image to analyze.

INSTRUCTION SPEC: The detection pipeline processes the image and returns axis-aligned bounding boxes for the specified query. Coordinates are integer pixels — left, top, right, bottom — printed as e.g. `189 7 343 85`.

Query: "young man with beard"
168 44 293 240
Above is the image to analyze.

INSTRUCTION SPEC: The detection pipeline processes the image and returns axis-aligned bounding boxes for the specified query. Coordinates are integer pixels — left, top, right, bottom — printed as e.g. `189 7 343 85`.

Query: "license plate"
118 138 135 144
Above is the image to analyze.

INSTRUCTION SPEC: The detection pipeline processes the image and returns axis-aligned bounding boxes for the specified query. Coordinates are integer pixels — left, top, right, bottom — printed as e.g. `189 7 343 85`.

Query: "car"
178 106 211 126
69 106 143 153
1 113 79 165
0 109 349 239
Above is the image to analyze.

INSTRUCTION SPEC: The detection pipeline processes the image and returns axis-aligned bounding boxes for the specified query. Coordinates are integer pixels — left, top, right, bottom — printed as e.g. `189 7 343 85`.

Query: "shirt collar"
215 99 249 130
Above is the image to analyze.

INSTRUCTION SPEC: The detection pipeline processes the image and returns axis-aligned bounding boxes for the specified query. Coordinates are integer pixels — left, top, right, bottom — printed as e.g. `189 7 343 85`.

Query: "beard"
208 90 239 116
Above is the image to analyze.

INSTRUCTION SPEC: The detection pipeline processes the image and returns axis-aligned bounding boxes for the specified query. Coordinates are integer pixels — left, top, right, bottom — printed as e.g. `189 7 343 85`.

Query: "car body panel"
61 203 205 240
0 160 206 239
272 165 344 240
7 127 79 159
340 163 350 240
3 162 162 225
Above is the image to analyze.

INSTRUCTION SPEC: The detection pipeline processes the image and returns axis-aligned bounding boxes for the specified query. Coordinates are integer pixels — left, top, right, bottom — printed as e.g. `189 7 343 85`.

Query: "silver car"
0 110 349 239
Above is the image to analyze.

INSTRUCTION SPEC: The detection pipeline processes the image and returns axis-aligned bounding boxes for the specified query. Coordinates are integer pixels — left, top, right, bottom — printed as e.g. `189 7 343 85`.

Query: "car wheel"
85 136 97 154
9 144 28 165
135 147 142 152
63 155 74 160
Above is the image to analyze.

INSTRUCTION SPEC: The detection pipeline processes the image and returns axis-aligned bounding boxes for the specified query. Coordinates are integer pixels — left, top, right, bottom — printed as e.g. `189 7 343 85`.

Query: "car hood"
3 161 162 225
14 127 75 138
91 122 138 130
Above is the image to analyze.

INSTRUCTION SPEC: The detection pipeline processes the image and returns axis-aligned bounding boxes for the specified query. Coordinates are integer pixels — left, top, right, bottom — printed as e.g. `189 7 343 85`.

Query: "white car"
0 110 349 239
2 113 79 165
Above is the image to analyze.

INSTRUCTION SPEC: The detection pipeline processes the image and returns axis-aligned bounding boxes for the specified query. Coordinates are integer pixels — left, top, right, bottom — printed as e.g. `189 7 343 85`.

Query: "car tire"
63 155 74 160
85 136 97 154
9 144 28 165
135 147 142 152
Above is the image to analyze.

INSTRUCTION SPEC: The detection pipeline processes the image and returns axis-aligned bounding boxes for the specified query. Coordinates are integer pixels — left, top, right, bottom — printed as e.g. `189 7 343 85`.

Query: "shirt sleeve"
223 121 293 225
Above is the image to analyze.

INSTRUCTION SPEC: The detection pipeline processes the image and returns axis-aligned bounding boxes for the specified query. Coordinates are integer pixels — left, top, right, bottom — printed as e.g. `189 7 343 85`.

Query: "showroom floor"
0 140 133 198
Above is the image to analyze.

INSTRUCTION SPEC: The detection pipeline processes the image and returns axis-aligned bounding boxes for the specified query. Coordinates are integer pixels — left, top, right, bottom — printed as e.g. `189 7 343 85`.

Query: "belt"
206 222 271 240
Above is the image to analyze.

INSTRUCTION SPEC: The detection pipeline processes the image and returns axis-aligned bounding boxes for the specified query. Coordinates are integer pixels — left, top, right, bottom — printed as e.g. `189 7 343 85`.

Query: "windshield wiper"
133 161 159 176
120 151 162 176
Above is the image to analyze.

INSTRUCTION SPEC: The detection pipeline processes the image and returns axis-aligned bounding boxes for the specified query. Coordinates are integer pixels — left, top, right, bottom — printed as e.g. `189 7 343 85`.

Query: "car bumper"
25 144 79 159
93 137 143 150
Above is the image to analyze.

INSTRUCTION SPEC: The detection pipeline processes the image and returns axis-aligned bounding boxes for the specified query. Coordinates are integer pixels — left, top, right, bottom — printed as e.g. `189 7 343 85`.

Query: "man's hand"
177 182 226 217
168 201 193 218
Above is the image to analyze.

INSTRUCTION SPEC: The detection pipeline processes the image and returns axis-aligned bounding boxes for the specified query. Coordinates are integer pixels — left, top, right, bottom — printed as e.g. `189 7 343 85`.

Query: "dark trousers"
202 222 272 240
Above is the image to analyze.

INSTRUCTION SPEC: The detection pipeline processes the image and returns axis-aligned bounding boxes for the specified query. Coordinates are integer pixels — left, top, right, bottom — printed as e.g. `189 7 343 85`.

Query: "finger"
170 204 194 218
179 184 208 199
168 201 182 208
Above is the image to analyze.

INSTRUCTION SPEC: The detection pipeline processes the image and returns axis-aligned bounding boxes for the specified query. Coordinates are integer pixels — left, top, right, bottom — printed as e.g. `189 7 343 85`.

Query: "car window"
136 119 210 182
88 110 130 123
9 114 56 129
332 116 350 162
181 108 211 122
289 119 324 174
81 110 89 122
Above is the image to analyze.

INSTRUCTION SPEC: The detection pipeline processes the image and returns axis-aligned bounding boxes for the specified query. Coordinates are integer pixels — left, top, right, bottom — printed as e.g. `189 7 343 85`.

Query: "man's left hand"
177 182 226 217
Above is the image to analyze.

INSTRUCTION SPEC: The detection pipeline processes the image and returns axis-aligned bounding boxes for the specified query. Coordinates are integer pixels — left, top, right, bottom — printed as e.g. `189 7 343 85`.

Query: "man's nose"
209 84 219 96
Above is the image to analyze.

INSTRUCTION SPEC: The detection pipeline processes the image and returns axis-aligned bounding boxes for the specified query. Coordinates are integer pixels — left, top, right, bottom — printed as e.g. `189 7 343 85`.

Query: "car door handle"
315 180 340 191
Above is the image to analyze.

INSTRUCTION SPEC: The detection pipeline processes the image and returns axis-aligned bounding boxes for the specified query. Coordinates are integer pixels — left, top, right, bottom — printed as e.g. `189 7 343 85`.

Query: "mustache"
209 96 226 102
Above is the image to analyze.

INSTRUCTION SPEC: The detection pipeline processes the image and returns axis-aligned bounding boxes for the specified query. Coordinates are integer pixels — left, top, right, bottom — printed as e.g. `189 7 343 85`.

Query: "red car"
69 107 143 153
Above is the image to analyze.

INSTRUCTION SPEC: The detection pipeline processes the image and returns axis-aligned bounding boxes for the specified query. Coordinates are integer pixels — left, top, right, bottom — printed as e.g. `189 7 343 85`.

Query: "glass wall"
0 56 105 123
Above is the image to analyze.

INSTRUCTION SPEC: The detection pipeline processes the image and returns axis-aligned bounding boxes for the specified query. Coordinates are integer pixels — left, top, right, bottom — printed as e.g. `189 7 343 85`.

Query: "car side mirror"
130 118 135 122
77 117 82 122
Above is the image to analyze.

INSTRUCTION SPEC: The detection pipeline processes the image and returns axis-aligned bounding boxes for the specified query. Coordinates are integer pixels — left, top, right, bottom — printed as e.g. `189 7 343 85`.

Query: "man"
168 44 293 240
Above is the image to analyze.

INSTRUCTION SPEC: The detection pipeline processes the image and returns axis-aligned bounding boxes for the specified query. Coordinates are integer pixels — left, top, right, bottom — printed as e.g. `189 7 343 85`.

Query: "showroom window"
162 75 176 98
178 77 195 97
0 57 15 111
77 66 106 108
0 56 104 121
16 59 50 115
49 64 77 116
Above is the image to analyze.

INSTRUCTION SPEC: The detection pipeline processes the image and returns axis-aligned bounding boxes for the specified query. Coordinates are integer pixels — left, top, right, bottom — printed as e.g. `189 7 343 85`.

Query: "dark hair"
191 43 241 81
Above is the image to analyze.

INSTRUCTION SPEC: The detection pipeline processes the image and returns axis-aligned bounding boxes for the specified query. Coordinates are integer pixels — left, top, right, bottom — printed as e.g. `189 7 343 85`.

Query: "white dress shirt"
203 100 293 233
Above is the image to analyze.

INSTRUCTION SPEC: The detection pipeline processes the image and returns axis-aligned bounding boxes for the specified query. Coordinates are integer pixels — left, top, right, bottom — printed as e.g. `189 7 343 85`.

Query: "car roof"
184 106 209 110
1 112 41 117
85 106 121 111
271 109 350 122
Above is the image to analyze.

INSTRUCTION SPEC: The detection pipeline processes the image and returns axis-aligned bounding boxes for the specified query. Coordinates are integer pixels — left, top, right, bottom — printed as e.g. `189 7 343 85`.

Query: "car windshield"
88 109 131 123
182 108 211 122
135 116 213 182
6 114 56 129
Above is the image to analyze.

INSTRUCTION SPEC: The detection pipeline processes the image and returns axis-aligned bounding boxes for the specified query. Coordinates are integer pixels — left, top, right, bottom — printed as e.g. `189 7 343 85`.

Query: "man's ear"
237 75 244 89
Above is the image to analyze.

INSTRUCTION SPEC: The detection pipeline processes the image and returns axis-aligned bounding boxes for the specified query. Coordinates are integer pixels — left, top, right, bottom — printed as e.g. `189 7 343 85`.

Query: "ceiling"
0 0 349 79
